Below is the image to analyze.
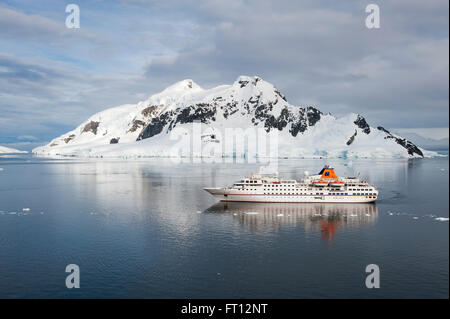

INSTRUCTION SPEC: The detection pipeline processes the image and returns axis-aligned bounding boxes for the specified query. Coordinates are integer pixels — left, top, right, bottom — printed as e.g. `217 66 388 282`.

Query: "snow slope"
33 76 438 159
0 145 27 154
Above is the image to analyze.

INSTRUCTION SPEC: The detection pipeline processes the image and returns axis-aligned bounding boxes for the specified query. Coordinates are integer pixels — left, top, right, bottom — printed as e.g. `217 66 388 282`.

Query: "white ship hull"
204 188 377 203
204 166 379 204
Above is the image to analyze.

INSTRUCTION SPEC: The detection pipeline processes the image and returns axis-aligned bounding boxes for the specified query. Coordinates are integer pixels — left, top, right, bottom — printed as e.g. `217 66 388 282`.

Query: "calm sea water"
0 155 448 298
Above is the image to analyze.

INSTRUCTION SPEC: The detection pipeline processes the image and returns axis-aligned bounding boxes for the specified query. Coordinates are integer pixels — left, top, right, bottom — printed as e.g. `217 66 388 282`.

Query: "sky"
0 0 448 150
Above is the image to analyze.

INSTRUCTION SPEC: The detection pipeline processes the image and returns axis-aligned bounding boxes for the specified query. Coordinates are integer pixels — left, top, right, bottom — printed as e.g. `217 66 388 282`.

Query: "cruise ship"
204 166 378 203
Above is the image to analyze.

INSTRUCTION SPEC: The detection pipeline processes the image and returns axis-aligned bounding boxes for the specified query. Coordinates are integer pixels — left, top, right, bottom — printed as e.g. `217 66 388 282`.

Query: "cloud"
0 0 448 147
0 4 101 44
17 135 38 141
0 53 167 145
143 0 449 128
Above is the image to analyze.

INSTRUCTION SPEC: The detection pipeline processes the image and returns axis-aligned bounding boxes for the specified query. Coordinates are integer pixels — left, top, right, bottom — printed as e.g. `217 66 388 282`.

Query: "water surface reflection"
204 202 378 240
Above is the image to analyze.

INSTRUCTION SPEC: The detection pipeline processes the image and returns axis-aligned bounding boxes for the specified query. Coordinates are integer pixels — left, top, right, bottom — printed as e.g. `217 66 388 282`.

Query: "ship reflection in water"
204 202 378 240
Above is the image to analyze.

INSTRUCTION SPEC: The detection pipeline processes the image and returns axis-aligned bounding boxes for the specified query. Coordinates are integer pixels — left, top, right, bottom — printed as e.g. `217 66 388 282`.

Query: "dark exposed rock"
272 108 291 131
81 121 100 135
110 137 120 144
289 110 308 137
137 112 173 140
274 89 287 102
128 119 146 133
377 126 423 157
306 107 322 126
248 95 260 104
239 80 249 88
377 126 390 134
346 130 357 145
254 102 275 132
262 109 291 132
138 103 218 141
174 103 217 125
354 115 371 134
50 143 58 147
223 104 239 119
141 105 158 117
64 134 76 144
288 107 322 137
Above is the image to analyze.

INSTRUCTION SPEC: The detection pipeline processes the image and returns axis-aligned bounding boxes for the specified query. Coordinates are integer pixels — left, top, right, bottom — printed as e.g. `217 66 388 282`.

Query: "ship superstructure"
204 166 378 203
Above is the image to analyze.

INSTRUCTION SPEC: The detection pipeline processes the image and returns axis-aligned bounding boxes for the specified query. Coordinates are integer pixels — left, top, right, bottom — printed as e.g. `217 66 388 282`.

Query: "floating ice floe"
276 214 284 217
0 168 4 171
246 212 259 215
22 208 30 211
435 217 449 222
8 212 17 215
413 217 419 220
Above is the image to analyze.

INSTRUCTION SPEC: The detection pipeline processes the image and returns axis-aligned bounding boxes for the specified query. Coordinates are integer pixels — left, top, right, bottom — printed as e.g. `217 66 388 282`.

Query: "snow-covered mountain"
33 76 437 159
0 145 27 154
391 131 449 150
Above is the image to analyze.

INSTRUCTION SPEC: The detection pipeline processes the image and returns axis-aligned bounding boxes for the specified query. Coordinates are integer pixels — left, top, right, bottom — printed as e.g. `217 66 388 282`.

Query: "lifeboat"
312 180 328 187
329 180 345 187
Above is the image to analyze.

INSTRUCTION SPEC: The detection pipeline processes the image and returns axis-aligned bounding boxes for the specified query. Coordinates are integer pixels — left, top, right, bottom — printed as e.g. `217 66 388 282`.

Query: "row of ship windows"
243 189 377 196
242 185 374 189
240 182 372 188
258 193 377 195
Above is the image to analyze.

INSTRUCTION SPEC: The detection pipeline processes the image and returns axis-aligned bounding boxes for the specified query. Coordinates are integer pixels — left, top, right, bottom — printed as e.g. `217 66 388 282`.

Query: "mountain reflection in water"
204 202 378 240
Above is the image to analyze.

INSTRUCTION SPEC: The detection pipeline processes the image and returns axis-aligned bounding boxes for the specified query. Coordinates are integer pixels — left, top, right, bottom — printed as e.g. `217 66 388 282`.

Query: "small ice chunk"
435 217 449 222
0 168 4 171
22 208 30 211
413 217 419 220
246 212 259 215
196 210 202 214
365 214 371 216
8 212 17 215
350 214 358 217
276 214 284 217
389 213 393 216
